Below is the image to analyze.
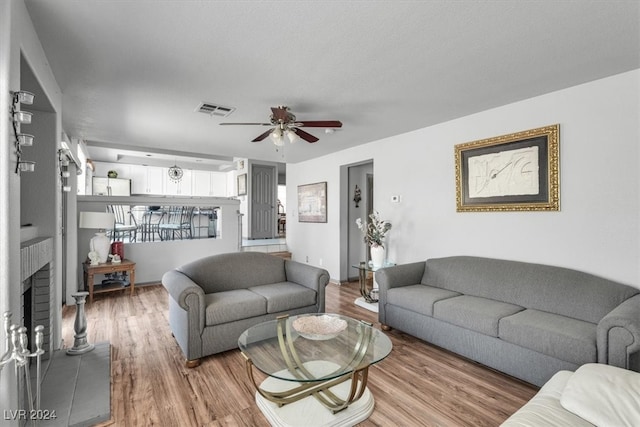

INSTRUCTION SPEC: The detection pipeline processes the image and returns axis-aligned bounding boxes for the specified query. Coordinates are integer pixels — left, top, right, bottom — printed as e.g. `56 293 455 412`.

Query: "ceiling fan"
219 106 342 145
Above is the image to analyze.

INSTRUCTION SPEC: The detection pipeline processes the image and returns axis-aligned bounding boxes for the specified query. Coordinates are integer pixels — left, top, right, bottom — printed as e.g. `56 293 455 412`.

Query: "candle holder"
66 292 94 355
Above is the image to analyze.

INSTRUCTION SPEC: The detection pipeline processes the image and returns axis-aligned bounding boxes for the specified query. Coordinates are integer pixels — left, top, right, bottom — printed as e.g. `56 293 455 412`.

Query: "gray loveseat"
162 252 330 367
376 256 640 386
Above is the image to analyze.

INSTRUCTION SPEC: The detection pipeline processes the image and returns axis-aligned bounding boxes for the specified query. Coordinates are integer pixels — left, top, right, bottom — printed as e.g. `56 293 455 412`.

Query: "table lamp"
79 212 115 264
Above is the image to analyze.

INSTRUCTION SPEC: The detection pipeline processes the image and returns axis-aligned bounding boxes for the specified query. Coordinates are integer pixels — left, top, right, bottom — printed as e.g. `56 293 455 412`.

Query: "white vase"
370 245 385 267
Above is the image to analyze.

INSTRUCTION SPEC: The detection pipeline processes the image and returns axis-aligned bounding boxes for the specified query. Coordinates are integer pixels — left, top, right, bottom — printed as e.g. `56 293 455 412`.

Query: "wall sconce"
13 111 32 124
60 168 72 192
17 133 34 146
18 161 36 173
15 90 34 105
10 90 36 174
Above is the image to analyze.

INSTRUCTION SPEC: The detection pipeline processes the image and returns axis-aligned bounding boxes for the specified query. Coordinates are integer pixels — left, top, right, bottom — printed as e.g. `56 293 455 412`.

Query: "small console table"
83 259 136 304
351 261 395 313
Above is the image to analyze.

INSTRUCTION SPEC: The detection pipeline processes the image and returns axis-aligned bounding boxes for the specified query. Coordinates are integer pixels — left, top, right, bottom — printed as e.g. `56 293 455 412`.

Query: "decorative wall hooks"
353 185 362 208
10 90 36 174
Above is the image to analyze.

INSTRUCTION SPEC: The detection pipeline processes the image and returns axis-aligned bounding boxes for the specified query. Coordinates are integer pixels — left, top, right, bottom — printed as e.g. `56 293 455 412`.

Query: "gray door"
251 165 276 239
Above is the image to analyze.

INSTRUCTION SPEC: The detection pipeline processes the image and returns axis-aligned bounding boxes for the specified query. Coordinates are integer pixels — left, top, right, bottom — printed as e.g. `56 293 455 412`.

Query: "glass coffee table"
238 313 392 426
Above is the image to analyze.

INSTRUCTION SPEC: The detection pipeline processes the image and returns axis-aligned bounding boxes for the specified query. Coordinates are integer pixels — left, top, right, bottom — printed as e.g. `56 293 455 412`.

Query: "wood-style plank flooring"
62 282 537 426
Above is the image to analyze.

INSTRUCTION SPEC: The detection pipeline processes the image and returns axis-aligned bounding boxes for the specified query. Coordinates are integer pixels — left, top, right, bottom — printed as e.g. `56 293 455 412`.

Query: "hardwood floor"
62 282 537 426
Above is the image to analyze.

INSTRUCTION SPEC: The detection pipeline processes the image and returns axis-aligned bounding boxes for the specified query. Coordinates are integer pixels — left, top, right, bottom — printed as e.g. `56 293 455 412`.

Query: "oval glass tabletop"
238 313 392 383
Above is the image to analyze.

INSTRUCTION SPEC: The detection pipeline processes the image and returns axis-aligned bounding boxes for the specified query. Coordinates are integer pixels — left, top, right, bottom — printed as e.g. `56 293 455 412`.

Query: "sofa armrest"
376 261 426 292
162 269 206 331
597 293 640 371
376 262 426 326
285 260 330 311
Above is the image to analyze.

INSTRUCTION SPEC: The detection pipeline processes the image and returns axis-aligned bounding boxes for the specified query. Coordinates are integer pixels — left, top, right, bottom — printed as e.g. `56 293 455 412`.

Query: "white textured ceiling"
23 1 640 167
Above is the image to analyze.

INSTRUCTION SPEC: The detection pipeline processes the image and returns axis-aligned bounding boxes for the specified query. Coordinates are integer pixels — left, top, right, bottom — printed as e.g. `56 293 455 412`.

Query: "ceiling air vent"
196 102 235 117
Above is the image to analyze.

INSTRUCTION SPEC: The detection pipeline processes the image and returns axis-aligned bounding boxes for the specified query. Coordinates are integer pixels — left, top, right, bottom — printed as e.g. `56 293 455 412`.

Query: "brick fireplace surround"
20 237 54 360
17 237 111 426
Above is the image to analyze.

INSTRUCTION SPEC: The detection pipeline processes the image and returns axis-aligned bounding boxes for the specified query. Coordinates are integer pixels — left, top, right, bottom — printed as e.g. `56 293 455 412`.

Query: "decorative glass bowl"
292 315 348 340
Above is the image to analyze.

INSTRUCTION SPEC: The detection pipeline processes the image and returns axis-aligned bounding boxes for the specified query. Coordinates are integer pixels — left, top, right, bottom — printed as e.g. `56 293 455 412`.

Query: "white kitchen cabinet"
191 170 212 196
210 173 227 196
92 177 131 196
130 166 165 195
93 161 131 180
191 171 228 196
164 168 192 196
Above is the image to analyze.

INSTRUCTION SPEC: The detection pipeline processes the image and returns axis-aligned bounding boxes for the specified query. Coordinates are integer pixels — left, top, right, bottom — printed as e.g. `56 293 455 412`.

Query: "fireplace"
20 238 54 360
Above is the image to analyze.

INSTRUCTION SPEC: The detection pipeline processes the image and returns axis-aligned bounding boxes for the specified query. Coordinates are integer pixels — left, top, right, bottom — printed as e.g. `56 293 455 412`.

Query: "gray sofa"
376 256 640 386
162 252 330 367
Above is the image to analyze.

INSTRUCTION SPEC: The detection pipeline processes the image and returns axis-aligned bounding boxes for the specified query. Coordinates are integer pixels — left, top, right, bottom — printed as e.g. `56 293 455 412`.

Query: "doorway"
277 185 286 238
343 160 374 282
250 164 277 239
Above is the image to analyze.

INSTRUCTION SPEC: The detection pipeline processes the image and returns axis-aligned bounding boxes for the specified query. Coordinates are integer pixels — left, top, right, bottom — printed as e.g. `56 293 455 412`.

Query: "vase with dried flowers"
356 211 392 267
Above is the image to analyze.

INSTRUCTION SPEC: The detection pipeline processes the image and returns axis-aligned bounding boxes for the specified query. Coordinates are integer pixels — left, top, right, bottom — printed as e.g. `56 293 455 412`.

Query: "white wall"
1 0 64 419
288 70 640 288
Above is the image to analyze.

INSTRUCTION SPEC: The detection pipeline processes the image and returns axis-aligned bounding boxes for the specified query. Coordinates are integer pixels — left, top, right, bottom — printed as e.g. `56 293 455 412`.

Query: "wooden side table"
83 259 136 304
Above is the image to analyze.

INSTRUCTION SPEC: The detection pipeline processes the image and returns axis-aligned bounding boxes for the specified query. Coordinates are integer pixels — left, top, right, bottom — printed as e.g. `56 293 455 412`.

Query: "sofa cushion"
249 282 317 313
560 363 640 427
204 289 266 326
433 295 524 337
499 309 596 365
500 370 594 426
386 284 460 317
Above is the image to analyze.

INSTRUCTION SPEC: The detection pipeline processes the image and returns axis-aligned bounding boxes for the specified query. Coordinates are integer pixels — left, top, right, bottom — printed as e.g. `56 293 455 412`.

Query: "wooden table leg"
87 272 94 304
129 267 135 297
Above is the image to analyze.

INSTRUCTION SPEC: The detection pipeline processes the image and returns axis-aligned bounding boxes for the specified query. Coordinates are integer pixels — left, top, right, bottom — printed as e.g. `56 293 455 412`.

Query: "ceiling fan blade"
219 122 272 126
252 128 274 142
295 128 319 143
295 120 343 128
271 106 289 122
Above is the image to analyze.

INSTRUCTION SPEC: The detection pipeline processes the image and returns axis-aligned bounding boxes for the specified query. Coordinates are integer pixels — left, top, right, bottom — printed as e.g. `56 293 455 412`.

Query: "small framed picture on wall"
297 181 327 223
237 173 247 196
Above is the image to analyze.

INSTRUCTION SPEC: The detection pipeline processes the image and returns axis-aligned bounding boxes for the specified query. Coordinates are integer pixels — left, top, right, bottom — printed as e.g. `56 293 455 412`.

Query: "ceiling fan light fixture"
271 128 285 146
221 106 342 144
286 129 300 144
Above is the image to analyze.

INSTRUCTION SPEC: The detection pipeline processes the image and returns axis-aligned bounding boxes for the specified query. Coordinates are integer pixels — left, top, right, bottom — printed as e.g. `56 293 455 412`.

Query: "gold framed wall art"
455 124 560 212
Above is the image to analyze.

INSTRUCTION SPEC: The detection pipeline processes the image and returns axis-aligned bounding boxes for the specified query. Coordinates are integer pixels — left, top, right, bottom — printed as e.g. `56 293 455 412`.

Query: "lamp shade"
79 212 115 230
